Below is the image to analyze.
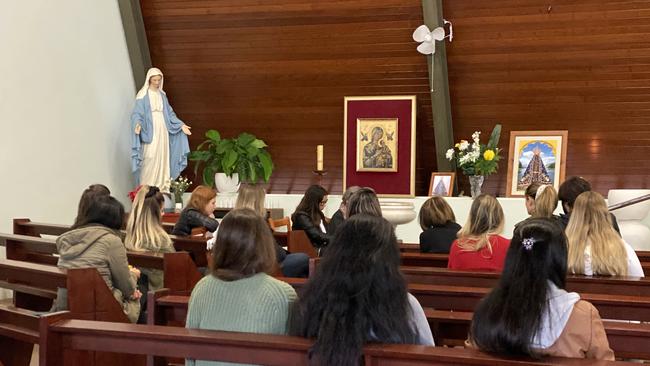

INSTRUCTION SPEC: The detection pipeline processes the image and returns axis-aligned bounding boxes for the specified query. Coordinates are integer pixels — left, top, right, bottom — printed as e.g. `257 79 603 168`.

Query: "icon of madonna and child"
356 119 398 172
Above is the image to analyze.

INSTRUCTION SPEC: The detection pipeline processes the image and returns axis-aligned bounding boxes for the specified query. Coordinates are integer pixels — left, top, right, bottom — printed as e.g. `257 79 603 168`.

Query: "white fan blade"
417 42 435 55
413 25 431 42
431 27 445 41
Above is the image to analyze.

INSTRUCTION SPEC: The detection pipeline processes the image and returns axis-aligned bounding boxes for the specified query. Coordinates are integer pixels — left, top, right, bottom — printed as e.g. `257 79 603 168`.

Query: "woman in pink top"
448 194 510 272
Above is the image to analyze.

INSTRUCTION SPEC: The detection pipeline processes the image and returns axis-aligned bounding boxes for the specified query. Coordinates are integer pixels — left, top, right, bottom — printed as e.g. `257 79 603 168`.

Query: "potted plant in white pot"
189 130 274 194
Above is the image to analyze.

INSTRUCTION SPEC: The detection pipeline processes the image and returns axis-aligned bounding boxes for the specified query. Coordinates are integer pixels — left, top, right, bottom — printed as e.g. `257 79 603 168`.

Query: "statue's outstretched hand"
134 124 142 135
182 124 192 135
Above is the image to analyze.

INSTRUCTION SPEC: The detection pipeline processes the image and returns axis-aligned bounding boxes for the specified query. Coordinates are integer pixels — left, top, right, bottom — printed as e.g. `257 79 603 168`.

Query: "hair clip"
146 186 160 198
535 184 549 198
522 237 535 251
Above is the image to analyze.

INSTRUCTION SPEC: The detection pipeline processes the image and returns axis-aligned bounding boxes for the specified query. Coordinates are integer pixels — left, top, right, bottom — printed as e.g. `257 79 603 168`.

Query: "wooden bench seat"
0 233 202 295
0 305 68 366
40 317 636 366
0 259 145 366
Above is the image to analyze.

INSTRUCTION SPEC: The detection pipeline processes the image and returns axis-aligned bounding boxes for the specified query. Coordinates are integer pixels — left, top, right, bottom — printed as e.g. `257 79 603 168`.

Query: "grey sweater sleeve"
407 293 435 346
106 236 136 298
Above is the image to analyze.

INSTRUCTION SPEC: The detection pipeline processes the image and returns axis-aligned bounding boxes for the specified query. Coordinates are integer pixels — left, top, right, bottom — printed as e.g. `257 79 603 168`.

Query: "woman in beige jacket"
468 218 613 360
54 195 142 323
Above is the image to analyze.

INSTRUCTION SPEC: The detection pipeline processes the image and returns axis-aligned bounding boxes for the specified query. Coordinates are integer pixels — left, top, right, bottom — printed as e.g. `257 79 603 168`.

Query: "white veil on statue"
135 67 165 100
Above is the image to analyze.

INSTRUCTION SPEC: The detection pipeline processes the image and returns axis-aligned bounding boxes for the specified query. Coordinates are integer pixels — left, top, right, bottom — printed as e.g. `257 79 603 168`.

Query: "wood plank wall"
141 0 650 196
140 0 435 195
445 0 650 195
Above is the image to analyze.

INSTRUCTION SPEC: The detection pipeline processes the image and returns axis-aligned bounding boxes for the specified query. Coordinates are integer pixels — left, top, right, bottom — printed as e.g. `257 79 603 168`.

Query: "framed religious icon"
428 172 455 197
506 130 568 197
356 118 398 172
343 96 416 197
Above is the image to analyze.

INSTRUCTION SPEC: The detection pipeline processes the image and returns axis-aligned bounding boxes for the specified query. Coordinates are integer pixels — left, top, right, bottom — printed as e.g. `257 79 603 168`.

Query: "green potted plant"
189 130 274 193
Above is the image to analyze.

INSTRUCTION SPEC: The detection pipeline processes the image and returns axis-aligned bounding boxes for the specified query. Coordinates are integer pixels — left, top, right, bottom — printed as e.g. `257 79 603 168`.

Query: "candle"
316 145 324 171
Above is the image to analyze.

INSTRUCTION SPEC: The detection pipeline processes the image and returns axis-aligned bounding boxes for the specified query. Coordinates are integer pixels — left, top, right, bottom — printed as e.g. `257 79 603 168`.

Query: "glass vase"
469 175 485 199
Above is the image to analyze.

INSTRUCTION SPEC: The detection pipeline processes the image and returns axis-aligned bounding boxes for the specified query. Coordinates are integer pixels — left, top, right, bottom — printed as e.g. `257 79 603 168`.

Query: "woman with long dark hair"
291 185 330 248
469 218 613 359
291 214 433 365
71 184 110 229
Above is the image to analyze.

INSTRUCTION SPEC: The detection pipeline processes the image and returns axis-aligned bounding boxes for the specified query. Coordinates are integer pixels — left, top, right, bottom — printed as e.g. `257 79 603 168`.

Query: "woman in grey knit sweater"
185 208 297 366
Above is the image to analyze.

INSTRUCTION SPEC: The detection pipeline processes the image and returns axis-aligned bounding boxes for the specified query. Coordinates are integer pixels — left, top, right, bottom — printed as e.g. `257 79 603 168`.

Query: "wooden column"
117 0 152 87
422 0 454 172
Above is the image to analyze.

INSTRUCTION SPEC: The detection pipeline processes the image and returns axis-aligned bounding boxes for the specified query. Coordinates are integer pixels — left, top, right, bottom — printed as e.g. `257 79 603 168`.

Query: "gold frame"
506 130 568 197
355 118 399 172
428 172 455 197
343 95 417 197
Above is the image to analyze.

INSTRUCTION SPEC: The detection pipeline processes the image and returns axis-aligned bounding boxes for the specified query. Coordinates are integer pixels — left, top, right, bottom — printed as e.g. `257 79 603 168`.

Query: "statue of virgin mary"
130 67 191 192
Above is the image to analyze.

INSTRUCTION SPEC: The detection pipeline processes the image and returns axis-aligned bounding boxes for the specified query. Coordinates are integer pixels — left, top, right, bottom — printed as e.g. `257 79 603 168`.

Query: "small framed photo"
506 130 568 197
428 172 455 197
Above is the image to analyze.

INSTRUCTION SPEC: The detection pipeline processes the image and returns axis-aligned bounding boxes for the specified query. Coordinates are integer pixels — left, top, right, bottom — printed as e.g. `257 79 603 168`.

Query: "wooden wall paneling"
140 0 435 194
443 0 650 196
141 0 650 196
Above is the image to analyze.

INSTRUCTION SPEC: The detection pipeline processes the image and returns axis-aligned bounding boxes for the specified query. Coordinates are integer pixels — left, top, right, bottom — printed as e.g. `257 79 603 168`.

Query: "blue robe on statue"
130 90 189 186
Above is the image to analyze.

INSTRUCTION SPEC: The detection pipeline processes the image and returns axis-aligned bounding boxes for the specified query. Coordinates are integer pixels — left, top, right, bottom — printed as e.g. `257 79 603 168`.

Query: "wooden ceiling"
141 0 650 196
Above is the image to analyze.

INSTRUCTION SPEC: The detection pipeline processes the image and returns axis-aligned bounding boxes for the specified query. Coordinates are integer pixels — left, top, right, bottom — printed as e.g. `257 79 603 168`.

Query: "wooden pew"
40 318 636 366
0 233 202 295
426 309 650 360
0 306 69 366
148 288 650 361
0 259 145 366
400 266 650 297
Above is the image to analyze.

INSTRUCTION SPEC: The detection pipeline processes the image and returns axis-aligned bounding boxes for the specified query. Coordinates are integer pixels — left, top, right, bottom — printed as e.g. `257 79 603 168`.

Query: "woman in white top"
566 191 644 277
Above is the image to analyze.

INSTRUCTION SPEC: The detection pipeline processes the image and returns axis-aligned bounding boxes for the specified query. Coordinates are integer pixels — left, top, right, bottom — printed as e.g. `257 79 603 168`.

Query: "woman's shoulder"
260 274 298 300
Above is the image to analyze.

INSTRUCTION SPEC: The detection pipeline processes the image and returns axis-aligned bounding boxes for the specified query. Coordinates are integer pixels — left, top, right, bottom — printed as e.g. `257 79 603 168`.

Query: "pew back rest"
41 319 635 366
288 230 318 258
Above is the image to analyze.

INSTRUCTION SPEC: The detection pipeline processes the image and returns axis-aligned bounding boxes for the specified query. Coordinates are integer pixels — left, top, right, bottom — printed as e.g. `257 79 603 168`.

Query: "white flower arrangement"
446 124 502 177
169 176 192 203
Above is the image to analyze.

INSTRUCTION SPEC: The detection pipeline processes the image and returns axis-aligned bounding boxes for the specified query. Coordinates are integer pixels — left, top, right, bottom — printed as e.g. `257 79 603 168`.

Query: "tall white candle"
316 145 324 171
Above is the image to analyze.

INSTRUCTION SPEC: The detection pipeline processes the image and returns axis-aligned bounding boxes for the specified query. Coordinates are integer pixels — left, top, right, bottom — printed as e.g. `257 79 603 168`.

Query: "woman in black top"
418 196 461 254
291 185 330 249
172 185 219 236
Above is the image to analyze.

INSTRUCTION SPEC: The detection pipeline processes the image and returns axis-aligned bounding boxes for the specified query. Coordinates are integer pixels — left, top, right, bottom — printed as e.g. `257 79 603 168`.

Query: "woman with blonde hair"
172 185 219 236
418 196 460 254
525 183 559 219
448 194 510 272
566 191 643 277
235 185 309 277
125 185 175 291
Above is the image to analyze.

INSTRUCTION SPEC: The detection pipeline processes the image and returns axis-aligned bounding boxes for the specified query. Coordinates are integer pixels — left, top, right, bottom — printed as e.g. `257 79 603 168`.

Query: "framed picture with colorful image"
506 130 568 197
343 95 416 197
428 172 455 197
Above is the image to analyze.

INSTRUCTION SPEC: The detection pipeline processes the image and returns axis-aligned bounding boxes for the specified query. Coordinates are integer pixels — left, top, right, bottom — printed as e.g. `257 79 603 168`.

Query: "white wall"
0 1 135 297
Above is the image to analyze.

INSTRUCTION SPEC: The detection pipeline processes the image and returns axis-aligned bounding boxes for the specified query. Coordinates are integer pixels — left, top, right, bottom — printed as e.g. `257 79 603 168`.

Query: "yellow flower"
483 149 495 161
455 143 460 148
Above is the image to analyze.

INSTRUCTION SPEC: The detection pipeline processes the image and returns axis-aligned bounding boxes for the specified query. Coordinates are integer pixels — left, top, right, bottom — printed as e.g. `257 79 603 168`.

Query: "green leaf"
487 124 502 150
203 165 215 187
246 145 260 158
222 150 238 174
206 130 221 142
251 139 267 149
258 152 273 182
188 150 211 161
237 133 256 146
248 163 257 184
216 140 233 154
